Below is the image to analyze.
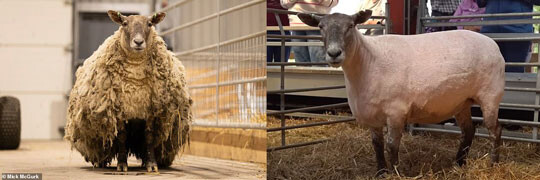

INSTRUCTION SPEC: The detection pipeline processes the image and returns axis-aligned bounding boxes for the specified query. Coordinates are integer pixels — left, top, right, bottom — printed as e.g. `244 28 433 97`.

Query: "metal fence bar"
500 103 540 109
160 0 265 36
505 62 540 66
267 8 387 19
215 0 221 127
274 11 287 147
484 33 540 42
535 48 540 139
267 139 330 152
504 87 540 93
154 0 191 14
267 102 349 116
175 31 266 56
267 62 328 66
416 0 426 34
193 121 266 129
421 12 540 20
268 62 540 67
267 117 356 132
267 41 323 47
471 117 540 127
189 76 266 89
267 24 386 31
267 85 345 94
412 125 540 144
491 37 540 42
267 8 324 16
268 34 322 40
424 19 540 28
384 2 391 34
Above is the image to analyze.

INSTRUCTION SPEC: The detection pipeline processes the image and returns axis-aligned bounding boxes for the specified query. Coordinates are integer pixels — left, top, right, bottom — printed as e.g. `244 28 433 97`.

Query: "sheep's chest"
117 62 152 120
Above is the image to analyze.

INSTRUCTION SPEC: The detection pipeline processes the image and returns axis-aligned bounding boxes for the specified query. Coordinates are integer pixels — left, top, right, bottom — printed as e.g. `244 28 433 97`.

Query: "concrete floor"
0 140 266 179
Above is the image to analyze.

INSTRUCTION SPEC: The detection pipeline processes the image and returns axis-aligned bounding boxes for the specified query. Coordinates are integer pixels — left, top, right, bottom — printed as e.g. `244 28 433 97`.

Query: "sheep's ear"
107 10 125 25
352 10 372 25
298 13 322 27
150 12 166 25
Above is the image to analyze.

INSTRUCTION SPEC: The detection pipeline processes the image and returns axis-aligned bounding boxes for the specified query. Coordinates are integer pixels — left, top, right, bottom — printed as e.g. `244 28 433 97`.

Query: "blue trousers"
497 41 531 72
291 30 326 64
267 31 291 62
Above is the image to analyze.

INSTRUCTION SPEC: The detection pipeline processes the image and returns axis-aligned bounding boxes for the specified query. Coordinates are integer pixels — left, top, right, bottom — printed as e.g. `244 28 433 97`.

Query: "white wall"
0 0 72 139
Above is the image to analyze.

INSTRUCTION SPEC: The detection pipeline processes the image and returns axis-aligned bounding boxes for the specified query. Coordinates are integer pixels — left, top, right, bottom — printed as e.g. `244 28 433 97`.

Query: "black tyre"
0 96 21 149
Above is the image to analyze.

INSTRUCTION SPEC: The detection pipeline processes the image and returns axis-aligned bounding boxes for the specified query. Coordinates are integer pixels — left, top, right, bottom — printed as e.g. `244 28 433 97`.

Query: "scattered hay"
267 117 540 180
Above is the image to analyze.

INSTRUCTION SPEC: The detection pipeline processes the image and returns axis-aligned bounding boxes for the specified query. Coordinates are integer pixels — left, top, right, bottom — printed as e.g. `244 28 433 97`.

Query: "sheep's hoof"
95 162 107 168
146 162 158 173
117 162 128 172
374 168 389 178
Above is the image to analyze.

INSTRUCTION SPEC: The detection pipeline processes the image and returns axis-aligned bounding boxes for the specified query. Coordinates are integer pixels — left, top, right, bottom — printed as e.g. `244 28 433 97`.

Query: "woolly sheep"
299 11 505 176
64 10 192 173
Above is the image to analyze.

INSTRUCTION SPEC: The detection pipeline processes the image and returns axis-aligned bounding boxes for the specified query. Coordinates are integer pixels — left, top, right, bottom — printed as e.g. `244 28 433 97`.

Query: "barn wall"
0 0 73 139
0 0 152 140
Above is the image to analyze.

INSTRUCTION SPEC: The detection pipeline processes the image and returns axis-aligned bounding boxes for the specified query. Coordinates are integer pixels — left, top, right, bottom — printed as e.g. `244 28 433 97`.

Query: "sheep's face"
298 11 372 67
107 10 166 53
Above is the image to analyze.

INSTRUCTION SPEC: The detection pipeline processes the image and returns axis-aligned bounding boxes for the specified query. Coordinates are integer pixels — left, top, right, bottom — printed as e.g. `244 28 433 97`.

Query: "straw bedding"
64 28 192 167
268 117 540 180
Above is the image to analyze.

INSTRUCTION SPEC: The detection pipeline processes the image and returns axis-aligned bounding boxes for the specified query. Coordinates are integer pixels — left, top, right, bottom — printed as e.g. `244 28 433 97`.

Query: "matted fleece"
64 27 192 167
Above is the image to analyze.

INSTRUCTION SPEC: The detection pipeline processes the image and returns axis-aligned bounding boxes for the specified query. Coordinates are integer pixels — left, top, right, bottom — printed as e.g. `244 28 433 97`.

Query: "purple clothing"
449 0 485 29
268 0 290 26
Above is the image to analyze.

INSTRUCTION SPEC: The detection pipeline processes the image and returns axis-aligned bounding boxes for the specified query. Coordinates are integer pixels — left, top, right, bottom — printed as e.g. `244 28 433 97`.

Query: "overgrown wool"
64 27 192 167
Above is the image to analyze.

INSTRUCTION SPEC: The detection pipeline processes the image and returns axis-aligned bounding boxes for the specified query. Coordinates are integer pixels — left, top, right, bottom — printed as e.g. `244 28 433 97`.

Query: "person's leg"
306 30 327 66
284 31 292 61
500 41 530 72
291 31 310 63
267 31 280 62
267 46 275 62
274 31 292 62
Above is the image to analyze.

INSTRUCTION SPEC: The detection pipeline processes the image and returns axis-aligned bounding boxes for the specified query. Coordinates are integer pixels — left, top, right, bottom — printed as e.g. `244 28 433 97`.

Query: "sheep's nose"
134 39 144 46
327 49 342 58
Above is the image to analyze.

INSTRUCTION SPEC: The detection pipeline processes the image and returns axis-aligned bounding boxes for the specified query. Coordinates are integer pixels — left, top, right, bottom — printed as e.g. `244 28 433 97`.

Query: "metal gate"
268 2 540 152
413 0 540 143
156 0 266 129
266 5 391 151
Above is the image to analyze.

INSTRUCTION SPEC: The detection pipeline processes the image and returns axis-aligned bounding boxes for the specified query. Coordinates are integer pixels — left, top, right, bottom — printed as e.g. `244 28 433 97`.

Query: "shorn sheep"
64 10 192 172
299 11 505 176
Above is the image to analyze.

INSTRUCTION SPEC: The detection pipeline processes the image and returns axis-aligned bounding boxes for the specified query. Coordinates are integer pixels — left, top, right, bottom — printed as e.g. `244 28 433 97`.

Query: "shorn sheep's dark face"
107 10 166 53
298 11 372 67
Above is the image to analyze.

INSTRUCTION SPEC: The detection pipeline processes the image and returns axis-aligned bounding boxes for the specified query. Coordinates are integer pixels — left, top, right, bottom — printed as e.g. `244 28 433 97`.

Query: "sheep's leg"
386 121 404 172
145 121 158 172
116 122 128 172
455 106 475 166
480 100 502 165
370 127 387 176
